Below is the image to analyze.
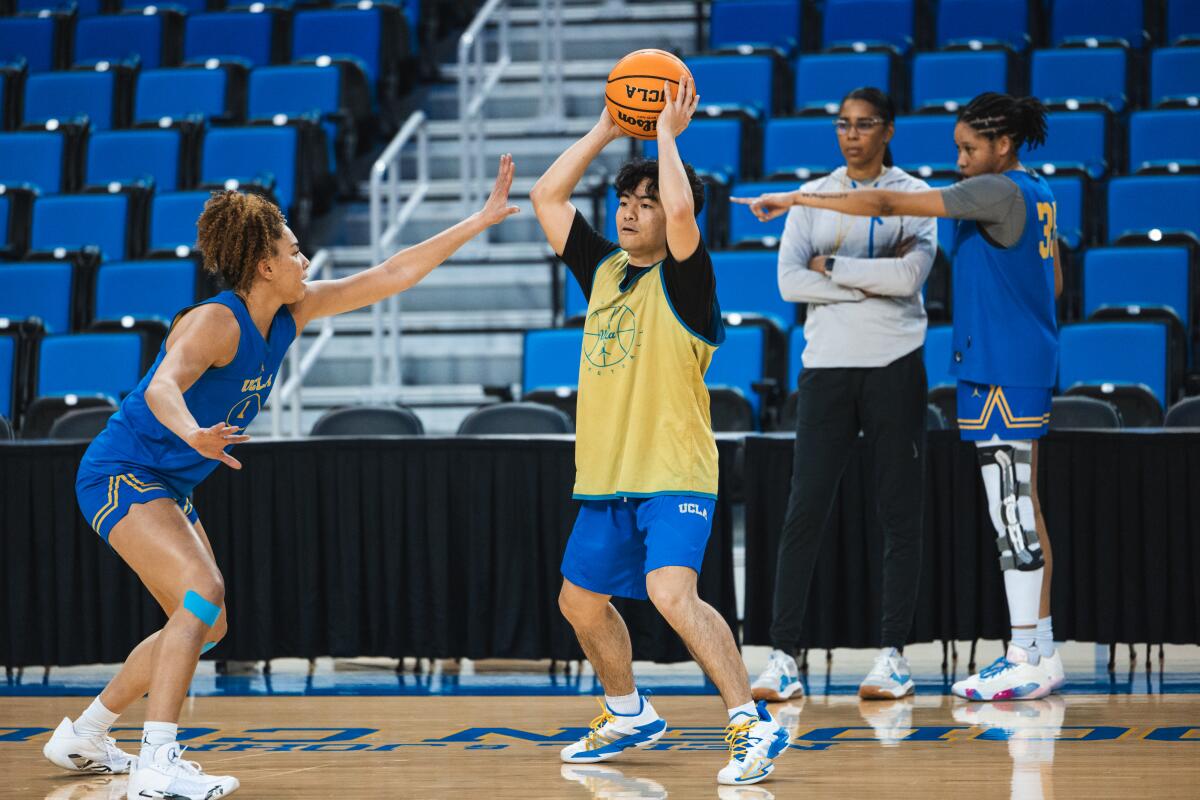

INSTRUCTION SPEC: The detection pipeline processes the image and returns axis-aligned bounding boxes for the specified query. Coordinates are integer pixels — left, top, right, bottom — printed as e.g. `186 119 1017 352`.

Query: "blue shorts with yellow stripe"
76 464 198 542
956 381 1052 441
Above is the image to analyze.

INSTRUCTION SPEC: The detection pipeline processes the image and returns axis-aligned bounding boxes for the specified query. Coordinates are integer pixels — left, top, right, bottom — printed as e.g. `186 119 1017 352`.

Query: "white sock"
1003 567 1044 631
1036 616 1055 656
140 721 178 763
728 701 757 721
605 690 641 716
1011 626 1037 653
73 697 119 738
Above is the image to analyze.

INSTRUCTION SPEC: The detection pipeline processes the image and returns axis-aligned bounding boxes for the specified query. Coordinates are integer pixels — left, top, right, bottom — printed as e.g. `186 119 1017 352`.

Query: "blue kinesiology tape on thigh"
201 642 217 654
182 590 221 627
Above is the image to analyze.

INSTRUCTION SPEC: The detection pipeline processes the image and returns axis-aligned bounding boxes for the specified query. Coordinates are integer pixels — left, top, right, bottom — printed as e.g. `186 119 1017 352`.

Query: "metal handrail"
539 0 565 125
270 247 334 438
458 0 511 224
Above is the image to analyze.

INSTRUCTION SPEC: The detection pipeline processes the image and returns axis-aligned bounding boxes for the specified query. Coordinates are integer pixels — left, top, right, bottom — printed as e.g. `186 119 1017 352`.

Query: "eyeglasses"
834 118 884 135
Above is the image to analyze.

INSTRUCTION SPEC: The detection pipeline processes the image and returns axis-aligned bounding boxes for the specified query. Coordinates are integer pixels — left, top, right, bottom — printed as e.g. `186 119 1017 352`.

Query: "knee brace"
182 589 221 627
976 440 1043 572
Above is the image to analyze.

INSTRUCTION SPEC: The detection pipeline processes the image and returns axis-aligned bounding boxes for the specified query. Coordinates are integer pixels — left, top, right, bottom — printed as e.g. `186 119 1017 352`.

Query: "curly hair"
614 157 706 216
958 92 1049 151
195 190 286 294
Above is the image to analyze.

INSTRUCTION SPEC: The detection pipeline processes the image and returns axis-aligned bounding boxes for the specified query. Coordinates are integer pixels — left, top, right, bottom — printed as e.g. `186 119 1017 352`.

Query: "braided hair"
958 92 1048 151
195 190 286 294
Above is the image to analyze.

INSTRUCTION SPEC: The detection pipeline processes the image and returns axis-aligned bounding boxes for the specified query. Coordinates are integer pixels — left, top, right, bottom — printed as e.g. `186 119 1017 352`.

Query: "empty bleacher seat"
0 15 60 73
32 194 133 261
1167 0 1200 45
47 406 116 440
891 115 957 177
311 404 425 436
135 67 236 124
74 10 183 69
1049 395 1122 429
1045 175 1086 249
712 250 794 329
87 129 184 192
457 402 574 435
1051 0 1148 48
36 333 142 405
0 131 70 194
522 327 583 393
1059 322 1169 417
1024 111 1108 178
185 10 279 68
686 54 777 118
643 119 745 181
763 117 844 179
1031 48 1127 112
1106 175 1200 243
911 51 1008 111
1128 110 1200 173
728 180 795 245
1165 396 1200 427
0 335 13 422
201 126 300 216
23 71 121 130
1151 48 1200 107
1082 246 1190 323
0 262 73 333
823 0 915 54
94 260 195 324
709 0 803 55
149 191 208 256
707 324 762 428
936 0 1030 51
793 53 891 115
292 6 405 100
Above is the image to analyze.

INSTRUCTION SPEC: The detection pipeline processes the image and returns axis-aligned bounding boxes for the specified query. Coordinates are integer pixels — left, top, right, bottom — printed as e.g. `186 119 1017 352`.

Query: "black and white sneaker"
125 742 238 800
43 717 136 775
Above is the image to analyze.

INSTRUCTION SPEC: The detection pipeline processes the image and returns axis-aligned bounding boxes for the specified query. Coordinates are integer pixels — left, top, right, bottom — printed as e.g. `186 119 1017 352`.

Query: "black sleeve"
559 210 619 301
661 238 718 341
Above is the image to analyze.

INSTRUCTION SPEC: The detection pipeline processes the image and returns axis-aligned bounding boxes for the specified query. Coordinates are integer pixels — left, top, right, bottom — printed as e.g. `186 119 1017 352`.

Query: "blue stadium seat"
891 116 957 177
292 7 392 93
936 0 1030 51
794 53 891 114
729 180 796 245
787 324 806 386
911 51 1008 111
0 335 13 420
185 11 276 68
1051 0 1147 48
1031 48 1127 112
37 333 142 404
149 191 209 255
1045 175 1086 249
95 260 195 323
0 262 73 333
711 250 793 329
0 16 58 73
763 117 844 179
709 0 802 54
924 325 954 389
87 129 183 192
1059 322 1168 408
1082 246 1190 322
23 71 119 129
249 64 350 170
1167 0 1200 45
135 67 231 124
18 0 101 12
823 0 915 54
522 327 583 392
202 126 299 214
74 11 181 69
685 55 775 118
0 132 68 194
643 119 744 181
564 277 588 320
1151 48 1200 107
0 195 11 255
1024 111 1108 178
707 324 763 415
1128 110 1200 172
1107 175 1200 243
925 177 959 256
126 0 208 14
32 194 132 261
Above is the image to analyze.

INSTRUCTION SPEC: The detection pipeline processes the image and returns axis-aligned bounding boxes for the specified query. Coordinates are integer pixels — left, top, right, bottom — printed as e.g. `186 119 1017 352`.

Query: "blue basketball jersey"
950 169 1059 388
82 291 296 498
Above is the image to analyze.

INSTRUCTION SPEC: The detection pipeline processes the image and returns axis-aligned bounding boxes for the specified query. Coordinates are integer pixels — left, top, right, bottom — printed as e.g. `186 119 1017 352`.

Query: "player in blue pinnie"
41 157 519 800
734 93 1066 701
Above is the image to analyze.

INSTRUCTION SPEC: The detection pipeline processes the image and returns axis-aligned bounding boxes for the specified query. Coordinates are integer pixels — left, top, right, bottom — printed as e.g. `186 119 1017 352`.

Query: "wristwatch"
825 256 836 273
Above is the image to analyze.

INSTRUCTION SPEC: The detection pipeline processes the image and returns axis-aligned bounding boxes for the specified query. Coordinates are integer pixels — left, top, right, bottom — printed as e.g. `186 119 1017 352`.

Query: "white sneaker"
559 697 667 763
43 717 137 775
126 742 238 800
1038 648 1066 692
750 649 804 703
953 695 1066 764
858 648 915 700
717 701 790 786
952 645 1054 701
858 698 914 747
559 764 668 799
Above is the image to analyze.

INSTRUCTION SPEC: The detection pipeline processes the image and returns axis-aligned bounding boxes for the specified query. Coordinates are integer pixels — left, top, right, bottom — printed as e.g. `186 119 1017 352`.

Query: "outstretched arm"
290 155 519 328
733 187 948 222
530 110 624 254
655 74 702 261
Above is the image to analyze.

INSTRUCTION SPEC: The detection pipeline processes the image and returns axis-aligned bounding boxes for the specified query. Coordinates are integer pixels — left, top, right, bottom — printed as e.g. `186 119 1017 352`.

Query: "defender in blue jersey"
41 158 520 799
733 93 1066 702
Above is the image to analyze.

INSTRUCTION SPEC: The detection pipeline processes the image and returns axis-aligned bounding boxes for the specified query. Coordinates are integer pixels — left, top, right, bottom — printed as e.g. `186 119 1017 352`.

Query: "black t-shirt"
559 210 719 341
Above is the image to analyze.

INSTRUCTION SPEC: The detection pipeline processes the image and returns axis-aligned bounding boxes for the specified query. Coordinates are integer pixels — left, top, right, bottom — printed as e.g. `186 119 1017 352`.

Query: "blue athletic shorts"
956 381 1052 441
561 494 716 601
76 463 199 542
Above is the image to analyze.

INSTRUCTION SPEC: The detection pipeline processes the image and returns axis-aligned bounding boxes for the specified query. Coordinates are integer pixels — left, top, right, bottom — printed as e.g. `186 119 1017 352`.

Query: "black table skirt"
0 438 739 668
742 430 1200 650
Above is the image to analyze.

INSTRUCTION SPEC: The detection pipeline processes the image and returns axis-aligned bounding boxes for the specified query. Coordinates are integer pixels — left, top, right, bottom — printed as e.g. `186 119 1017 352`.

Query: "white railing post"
539 0 564 127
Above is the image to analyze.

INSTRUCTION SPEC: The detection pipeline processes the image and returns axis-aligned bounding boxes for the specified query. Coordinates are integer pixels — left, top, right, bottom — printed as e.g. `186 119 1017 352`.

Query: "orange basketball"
605 49 695 140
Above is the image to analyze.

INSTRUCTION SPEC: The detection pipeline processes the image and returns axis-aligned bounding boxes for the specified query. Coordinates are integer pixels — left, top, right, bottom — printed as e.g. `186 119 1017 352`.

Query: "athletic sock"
605 690 641 716
1036 616 1055 657
140 721 179 764
1011 627 1037 655
728 702 757 721
73 697 119 738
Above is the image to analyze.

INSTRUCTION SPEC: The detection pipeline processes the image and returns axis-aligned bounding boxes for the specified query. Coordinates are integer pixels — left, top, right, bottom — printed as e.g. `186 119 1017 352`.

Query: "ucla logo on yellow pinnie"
583 304 641 373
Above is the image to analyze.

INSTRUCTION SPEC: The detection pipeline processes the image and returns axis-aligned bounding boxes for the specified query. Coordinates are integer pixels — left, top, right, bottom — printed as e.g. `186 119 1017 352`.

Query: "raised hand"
479 154 521 227
657 74 700 139
185 422 249 470
730 192 795 222
595 106 624 141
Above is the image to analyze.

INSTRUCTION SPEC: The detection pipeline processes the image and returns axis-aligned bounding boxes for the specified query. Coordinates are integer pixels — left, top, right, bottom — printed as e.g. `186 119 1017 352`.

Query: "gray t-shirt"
939 173 1028 247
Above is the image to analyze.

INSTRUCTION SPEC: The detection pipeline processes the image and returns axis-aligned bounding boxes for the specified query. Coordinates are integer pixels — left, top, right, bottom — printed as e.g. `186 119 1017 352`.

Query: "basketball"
605 49 695 139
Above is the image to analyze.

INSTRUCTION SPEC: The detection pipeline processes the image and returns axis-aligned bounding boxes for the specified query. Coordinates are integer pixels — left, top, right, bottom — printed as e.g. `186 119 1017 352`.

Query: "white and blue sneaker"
559 764 668 799
751 649 804 703
858 647 915 700
559 697 667 764
858 698 914 747
952 644 1054 701
717 701 790 786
